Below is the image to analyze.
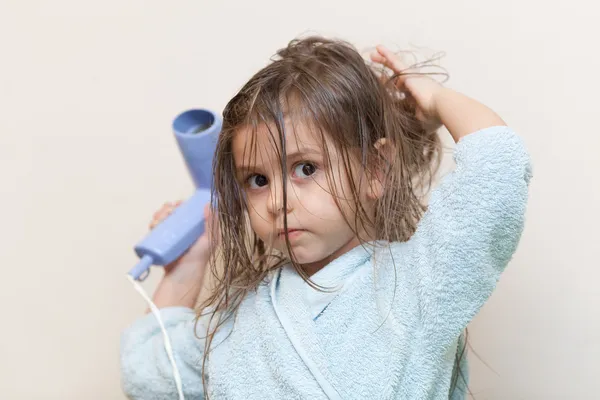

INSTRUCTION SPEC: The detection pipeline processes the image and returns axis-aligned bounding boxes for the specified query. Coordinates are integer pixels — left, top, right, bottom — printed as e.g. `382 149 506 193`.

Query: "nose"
267 179 294 215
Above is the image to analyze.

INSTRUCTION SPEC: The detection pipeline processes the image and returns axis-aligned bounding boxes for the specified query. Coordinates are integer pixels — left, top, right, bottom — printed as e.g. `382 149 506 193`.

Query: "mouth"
278 228 305 237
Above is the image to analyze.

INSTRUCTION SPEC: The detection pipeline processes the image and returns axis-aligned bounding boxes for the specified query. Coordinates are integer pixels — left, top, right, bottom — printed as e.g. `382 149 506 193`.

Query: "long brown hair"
196 35 466 397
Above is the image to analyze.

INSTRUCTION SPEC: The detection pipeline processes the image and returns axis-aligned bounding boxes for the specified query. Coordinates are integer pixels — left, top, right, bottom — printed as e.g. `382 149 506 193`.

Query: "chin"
289 245 333 265
277 243 312 263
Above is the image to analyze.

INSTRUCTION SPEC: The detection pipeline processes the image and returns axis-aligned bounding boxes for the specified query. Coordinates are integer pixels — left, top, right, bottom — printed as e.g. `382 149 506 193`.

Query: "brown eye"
247 174 268 189
294 162 317 178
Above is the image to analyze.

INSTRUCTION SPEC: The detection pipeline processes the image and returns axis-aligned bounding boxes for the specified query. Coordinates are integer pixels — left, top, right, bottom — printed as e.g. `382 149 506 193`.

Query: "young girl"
121 36 532 399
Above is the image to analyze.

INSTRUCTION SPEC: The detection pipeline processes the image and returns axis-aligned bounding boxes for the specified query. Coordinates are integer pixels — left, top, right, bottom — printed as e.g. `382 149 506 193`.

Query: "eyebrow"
236 147 322 173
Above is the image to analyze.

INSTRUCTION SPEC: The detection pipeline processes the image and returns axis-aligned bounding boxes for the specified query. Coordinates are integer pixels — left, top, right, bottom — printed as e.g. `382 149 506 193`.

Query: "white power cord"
127 274 185 400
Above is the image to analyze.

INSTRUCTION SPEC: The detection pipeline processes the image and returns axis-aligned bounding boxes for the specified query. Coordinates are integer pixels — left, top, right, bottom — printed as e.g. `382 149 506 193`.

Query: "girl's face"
233 121 374 274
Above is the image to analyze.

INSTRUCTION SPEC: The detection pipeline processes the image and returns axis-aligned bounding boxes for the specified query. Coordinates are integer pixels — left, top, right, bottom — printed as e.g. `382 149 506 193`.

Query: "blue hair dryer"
128 109 222 281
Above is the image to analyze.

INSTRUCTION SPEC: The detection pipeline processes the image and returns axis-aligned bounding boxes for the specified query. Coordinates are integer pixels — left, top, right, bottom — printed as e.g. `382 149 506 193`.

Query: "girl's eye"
293 162 317 179
247 174 268 189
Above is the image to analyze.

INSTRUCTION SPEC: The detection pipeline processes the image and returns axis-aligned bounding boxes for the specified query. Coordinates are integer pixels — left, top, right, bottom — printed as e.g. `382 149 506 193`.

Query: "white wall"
1 1 598 399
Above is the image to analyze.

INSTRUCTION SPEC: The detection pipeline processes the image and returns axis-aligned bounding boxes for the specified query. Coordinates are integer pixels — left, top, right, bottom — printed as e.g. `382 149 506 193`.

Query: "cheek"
244 195 263 223
308 183 344 218
303 177 336 207
329 193 338 207
247 200 263 221
322 175 352 210
247 209 268 239
308 174 343 210
246 190 265 208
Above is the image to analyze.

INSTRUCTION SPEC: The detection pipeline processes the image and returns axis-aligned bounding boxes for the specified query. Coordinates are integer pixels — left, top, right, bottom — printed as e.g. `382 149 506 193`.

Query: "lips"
278 228 304 236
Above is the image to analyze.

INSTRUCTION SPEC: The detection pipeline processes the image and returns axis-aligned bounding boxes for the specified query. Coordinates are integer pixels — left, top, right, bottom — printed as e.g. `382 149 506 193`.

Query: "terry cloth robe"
120 125 532 399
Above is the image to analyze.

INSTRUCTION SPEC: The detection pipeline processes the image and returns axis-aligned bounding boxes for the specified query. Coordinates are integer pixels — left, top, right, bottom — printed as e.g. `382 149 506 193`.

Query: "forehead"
232 120 327 166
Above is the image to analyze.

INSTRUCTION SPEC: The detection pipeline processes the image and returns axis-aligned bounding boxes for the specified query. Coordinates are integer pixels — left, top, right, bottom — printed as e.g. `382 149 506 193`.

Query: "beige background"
1 0 598 399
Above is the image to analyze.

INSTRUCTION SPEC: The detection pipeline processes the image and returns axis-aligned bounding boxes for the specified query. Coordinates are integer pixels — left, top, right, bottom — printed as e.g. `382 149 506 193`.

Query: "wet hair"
196 35 467 397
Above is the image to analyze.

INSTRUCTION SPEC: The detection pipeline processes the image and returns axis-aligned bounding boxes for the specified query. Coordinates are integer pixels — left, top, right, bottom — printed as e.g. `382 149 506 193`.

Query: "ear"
367 138 395 200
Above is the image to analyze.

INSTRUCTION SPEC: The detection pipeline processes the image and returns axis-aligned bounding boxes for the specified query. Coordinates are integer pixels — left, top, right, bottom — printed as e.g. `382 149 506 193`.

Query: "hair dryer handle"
129 189 211 280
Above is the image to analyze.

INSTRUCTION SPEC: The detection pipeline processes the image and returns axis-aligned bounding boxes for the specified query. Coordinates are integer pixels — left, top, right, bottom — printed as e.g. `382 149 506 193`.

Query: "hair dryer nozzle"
173 109 221 135
173 109 222 190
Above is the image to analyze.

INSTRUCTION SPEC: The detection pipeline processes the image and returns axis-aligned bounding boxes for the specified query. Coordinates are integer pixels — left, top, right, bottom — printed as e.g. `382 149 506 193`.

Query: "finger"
157 204 174 218
154 201 174 214
152 205 166 220
370 52 396 76
375 45 409 73
369 51 387 64
149 202 177 228
149 212 168 229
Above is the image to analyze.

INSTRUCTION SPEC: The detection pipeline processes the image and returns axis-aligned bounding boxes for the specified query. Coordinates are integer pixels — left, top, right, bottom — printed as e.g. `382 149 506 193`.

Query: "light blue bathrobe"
120 126 532 399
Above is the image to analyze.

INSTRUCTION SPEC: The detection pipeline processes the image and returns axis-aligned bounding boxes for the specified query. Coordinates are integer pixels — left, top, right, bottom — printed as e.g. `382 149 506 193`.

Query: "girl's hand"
370 45 445 129
150 200 218 283
147 200 219 310
371 45 506 142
